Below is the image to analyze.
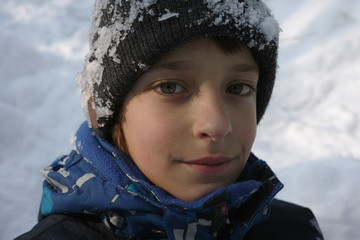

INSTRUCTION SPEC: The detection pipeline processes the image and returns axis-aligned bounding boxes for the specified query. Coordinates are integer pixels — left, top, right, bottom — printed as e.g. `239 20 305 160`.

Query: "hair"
112 112 129 156
111 37 254 154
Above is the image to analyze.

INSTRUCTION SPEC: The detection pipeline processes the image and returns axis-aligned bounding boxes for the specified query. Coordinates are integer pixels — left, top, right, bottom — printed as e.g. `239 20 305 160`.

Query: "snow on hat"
76 0 280 139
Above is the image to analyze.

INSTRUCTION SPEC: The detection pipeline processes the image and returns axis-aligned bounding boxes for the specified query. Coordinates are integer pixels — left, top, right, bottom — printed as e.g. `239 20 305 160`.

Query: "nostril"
200 132 210 138
197 125 232 143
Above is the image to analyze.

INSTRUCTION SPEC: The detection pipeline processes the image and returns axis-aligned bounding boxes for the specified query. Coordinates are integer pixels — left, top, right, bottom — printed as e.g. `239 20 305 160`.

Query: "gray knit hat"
76 0 280 140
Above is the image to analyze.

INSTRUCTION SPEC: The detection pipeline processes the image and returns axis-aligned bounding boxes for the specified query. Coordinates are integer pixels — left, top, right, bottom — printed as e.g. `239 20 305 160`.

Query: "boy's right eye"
155 82 185 95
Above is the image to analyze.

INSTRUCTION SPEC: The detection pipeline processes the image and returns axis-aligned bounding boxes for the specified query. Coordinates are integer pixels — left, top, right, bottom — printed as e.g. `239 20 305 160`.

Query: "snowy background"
1 0 359 239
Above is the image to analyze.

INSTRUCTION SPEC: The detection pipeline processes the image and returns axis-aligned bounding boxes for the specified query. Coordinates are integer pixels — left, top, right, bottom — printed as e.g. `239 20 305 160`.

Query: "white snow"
76 0 158 123
1 0 359 239
158 9 179 21
205 0 280 44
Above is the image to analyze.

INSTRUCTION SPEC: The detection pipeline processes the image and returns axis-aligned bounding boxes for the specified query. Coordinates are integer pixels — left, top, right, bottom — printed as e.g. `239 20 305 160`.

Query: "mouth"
183 155 233 174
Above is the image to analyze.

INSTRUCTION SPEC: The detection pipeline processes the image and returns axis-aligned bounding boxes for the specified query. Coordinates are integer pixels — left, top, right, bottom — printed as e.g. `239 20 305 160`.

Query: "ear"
88 96 99 129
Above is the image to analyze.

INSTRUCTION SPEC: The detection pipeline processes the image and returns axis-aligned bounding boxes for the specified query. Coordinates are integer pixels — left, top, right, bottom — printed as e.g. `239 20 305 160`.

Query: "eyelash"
226 83 255 96
155 82 186 95
154 81 255 96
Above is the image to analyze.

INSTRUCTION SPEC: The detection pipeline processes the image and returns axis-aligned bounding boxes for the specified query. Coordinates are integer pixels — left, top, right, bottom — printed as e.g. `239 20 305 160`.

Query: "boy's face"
121 38 259 202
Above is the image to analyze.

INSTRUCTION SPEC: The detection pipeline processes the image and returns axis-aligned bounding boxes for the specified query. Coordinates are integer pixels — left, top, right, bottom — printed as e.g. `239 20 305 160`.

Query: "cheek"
235 104 257 149
123 102 181 160
244 122 257 149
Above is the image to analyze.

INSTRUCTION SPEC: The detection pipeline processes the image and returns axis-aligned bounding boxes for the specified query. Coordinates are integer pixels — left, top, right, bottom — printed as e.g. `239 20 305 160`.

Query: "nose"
192 91 232 142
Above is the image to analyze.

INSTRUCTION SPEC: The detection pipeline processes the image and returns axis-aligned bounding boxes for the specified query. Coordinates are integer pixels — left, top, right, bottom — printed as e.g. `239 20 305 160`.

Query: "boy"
17 0 323 239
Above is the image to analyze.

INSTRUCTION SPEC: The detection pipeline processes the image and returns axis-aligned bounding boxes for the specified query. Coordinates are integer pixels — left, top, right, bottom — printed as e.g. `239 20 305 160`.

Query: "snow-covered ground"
1 0 359 239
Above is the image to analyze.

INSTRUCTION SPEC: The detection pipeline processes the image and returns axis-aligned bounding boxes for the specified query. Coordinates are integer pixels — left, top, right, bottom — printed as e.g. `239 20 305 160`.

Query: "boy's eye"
156 82 185 95
226 83 252 96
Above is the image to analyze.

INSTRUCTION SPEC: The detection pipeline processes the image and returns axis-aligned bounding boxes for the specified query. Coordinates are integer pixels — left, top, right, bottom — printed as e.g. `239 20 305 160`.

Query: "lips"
183 155 233 174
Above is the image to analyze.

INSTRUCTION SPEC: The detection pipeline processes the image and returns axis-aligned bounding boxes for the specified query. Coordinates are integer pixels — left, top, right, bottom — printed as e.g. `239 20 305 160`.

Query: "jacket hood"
39 121 283 239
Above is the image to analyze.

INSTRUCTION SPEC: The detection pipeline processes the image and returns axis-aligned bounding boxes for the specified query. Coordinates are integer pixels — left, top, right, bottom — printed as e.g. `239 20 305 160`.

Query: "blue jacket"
16 122 323 239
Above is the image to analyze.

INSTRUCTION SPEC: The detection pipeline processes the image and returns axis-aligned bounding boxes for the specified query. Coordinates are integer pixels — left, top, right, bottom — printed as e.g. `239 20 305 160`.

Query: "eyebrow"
150 61 194 72
231 64 259 73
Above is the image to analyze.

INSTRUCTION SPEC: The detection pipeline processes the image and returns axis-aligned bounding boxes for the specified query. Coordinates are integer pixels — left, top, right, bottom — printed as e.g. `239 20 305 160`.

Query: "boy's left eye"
155 82 185 95
226 83 253 96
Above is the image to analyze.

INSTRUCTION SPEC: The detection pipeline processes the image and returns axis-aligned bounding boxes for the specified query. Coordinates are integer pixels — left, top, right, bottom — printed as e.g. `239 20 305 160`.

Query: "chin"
173 184 224 203
179 194 205 203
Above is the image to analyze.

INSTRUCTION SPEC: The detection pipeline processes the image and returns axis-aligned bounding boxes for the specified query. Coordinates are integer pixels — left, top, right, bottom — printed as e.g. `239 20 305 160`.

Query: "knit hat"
76 0 280 140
